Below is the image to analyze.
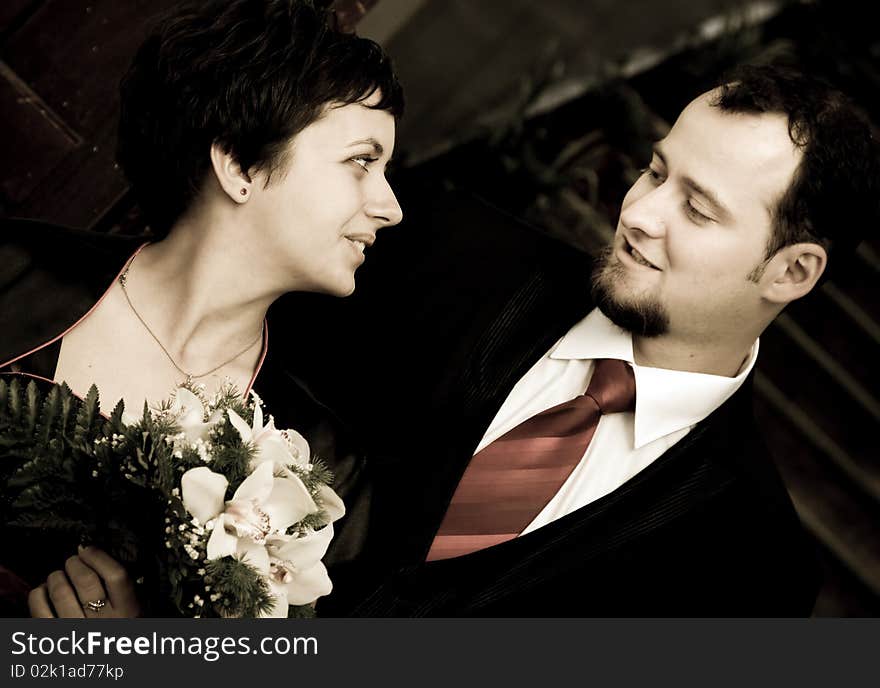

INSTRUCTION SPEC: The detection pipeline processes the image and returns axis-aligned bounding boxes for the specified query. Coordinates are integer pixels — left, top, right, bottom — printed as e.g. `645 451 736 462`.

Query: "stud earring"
240 188 248 196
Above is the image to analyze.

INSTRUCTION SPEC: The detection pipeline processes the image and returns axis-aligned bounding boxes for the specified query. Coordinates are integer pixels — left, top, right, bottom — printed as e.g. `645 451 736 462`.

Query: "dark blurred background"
1 0 877 616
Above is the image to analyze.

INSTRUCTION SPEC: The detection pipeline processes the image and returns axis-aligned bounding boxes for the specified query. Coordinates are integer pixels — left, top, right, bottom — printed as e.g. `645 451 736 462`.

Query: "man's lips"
621 237 661 270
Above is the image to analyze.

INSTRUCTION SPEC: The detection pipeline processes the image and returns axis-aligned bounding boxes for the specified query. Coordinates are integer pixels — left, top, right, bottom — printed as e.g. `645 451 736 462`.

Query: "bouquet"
0 376 343 618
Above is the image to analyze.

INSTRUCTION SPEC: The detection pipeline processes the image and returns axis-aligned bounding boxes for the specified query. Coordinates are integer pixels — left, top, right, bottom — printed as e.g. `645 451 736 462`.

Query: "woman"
0 0 403 617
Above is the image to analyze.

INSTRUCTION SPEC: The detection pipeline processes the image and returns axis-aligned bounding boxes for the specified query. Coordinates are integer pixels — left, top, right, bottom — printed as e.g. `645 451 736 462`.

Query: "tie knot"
585 358 636 414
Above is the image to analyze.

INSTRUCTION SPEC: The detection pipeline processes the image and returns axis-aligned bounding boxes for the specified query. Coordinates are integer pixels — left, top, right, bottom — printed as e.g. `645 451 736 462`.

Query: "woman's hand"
28 546 141 618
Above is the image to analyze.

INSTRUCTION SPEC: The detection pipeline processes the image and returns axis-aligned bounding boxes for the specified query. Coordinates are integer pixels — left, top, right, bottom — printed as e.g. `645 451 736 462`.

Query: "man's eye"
641 166 664 183
684 201 712 223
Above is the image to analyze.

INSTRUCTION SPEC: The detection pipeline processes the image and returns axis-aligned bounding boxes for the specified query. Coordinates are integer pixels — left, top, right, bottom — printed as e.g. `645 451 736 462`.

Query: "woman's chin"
290 266 359 298
337 281 357 298
318 274 358 298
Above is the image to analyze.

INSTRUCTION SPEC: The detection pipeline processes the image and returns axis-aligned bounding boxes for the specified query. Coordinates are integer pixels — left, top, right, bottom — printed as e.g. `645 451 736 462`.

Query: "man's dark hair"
713 64 880 276
117 0 404 236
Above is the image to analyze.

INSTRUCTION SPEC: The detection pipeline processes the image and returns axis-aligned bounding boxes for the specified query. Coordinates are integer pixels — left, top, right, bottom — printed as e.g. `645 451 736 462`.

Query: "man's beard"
590 246 670 337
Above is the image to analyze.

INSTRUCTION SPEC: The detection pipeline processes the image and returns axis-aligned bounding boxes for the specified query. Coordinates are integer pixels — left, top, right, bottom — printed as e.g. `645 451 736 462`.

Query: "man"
281 64 880 616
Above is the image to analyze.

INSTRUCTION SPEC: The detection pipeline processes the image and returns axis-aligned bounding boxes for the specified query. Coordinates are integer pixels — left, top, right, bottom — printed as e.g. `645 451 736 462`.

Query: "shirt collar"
551 309 759 448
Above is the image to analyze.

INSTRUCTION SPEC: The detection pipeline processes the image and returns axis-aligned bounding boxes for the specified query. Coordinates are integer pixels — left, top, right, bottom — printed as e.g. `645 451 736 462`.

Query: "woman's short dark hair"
117 0 404 236
713 64 880 277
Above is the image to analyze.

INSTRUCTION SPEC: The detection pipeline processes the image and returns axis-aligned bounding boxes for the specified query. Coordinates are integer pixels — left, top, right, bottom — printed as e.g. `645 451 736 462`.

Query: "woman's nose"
366 176 403 227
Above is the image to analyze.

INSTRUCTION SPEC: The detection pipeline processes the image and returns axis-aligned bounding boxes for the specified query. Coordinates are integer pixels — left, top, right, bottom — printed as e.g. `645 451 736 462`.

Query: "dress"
0 218 369 615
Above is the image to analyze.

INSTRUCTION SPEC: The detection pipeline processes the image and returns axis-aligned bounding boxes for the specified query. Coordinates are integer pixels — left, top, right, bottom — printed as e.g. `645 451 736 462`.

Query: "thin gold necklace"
118 262 264 386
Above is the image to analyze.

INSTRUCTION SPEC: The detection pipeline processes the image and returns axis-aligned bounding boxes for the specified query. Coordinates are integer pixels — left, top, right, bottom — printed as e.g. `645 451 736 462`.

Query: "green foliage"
204 420 254 491
7 377 23 424
204 557 276 618
0 377 337 618
288 604 317 619
0 380 163 581
73 384 101 445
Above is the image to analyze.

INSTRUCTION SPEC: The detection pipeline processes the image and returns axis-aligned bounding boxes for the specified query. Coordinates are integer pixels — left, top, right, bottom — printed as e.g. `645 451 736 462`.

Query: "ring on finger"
83 598 107 612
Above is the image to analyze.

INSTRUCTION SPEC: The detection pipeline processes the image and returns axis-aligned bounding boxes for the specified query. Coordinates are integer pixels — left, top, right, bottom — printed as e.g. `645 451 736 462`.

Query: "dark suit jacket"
279 180 821 617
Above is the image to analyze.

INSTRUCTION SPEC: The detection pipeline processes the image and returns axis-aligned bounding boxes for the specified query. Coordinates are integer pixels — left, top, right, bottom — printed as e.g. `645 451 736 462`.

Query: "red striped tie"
427 358 636 561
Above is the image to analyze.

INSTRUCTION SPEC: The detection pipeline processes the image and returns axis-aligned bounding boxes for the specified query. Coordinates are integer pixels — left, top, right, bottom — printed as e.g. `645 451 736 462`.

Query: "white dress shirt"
472 309 759 535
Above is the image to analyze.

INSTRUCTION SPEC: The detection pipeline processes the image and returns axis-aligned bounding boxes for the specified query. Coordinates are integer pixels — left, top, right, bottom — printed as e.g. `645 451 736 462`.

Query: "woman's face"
246 91 402 296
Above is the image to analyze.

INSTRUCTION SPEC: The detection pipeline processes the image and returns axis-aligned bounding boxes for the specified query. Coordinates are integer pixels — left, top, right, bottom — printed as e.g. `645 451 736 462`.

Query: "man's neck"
632 333 755 378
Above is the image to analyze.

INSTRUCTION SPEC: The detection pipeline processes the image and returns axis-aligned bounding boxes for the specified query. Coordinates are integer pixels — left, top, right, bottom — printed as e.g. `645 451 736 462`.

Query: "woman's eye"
350 156 377 172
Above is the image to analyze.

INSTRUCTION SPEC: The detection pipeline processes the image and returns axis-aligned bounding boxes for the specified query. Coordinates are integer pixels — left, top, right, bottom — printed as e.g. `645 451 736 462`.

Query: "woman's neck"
124 216 277 373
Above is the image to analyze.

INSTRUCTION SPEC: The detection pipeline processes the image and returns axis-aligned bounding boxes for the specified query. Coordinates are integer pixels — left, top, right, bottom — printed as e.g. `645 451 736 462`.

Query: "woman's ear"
760 242 828 305
209 143 253 203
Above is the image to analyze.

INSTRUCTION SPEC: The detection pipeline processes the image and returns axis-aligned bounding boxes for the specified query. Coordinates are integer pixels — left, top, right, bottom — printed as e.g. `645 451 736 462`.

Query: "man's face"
592 91 802 342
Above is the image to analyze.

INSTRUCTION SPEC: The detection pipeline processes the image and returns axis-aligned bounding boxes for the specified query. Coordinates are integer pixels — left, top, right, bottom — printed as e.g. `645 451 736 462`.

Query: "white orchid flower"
227 399 310 470
181 466 228 524
265 524 336 608
266 561 332 614
229 538 271 576
226 391 272 445
316 483 346 522
281 429 311 467
173 387 219 444
205 461 318 559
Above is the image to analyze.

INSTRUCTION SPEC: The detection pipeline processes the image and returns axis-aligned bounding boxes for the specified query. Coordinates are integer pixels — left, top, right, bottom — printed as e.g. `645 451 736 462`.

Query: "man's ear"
760 242 827 304
209 142 253 203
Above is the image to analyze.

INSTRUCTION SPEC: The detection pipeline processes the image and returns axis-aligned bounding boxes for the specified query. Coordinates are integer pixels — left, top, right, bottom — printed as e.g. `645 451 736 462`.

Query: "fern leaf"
8 377 22 424
109 398 127 433
60 389 76 439
25 380 40 434
74 384 100 444
36 384 62 447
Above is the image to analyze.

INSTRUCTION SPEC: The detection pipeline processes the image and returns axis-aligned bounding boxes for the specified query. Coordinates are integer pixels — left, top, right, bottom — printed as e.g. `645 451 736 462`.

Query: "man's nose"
365 175 403 227
618 184 670 239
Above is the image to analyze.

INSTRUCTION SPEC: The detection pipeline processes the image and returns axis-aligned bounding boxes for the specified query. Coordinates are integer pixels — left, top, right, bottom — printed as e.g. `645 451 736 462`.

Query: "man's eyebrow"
347 138 384 156
653 144 731 220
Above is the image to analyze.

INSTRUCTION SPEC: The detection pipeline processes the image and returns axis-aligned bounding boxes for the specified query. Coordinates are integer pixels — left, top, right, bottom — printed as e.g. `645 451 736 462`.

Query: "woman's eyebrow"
346 138 384 156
